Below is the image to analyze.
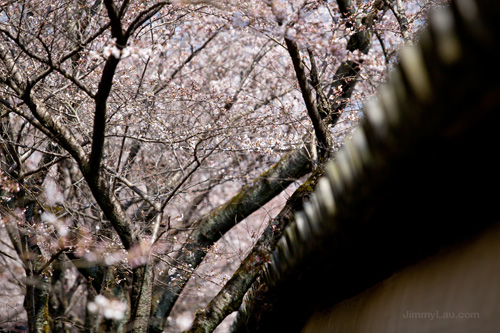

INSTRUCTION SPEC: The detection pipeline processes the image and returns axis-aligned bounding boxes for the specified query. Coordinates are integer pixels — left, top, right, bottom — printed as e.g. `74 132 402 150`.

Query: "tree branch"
154 26 222 95
0 39 24 94
187 3 391 329
285 37 330 152
386 0 413 45
326 0 387 121
103 0 125 43
224 40 273 111
0 27 95 97
187 168 323 333
0 37 88 165
307 48 331 120
87 0 128 183
149 144 313 332
35 247 70 276
125 2 172 38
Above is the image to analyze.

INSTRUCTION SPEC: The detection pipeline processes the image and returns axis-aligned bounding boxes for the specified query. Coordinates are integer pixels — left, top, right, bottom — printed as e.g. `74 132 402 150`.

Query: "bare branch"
154 26 222 95
104 165 156 208
35 247 70 276
19 156 66 180
125 2 172 38
285 37 330 152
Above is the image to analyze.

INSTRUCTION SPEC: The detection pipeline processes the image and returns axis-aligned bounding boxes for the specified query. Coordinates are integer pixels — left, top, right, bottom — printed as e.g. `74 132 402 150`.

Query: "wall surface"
303 222 500 333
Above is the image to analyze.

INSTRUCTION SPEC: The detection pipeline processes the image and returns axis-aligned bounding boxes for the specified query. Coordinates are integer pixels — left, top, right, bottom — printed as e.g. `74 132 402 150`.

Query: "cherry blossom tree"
0 0 444 332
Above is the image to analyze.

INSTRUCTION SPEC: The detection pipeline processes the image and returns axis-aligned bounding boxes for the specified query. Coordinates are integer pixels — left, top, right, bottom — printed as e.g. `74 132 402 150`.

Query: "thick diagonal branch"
187 168 323 333
149 145 313 332
188 2 391 331
0 42 87 165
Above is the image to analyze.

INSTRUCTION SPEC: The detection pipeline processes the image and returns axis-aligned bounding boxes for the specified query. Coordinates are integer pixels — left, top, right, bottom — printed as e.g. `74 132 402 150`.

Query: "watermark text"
403 310 479 320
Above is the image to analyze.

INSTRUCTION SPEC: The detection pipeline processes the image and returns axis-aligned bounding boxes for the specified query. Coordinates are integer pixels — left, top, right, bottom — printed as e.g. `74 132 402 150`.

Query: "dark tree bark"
149 144 314 332
184 1 390 331
187 168 323 333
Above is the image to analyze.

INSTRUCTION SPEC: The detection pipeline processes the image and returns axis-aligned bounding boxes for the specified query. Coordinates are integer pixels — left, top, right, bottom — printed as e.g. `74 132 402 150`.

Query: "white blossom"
87 295 127 321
